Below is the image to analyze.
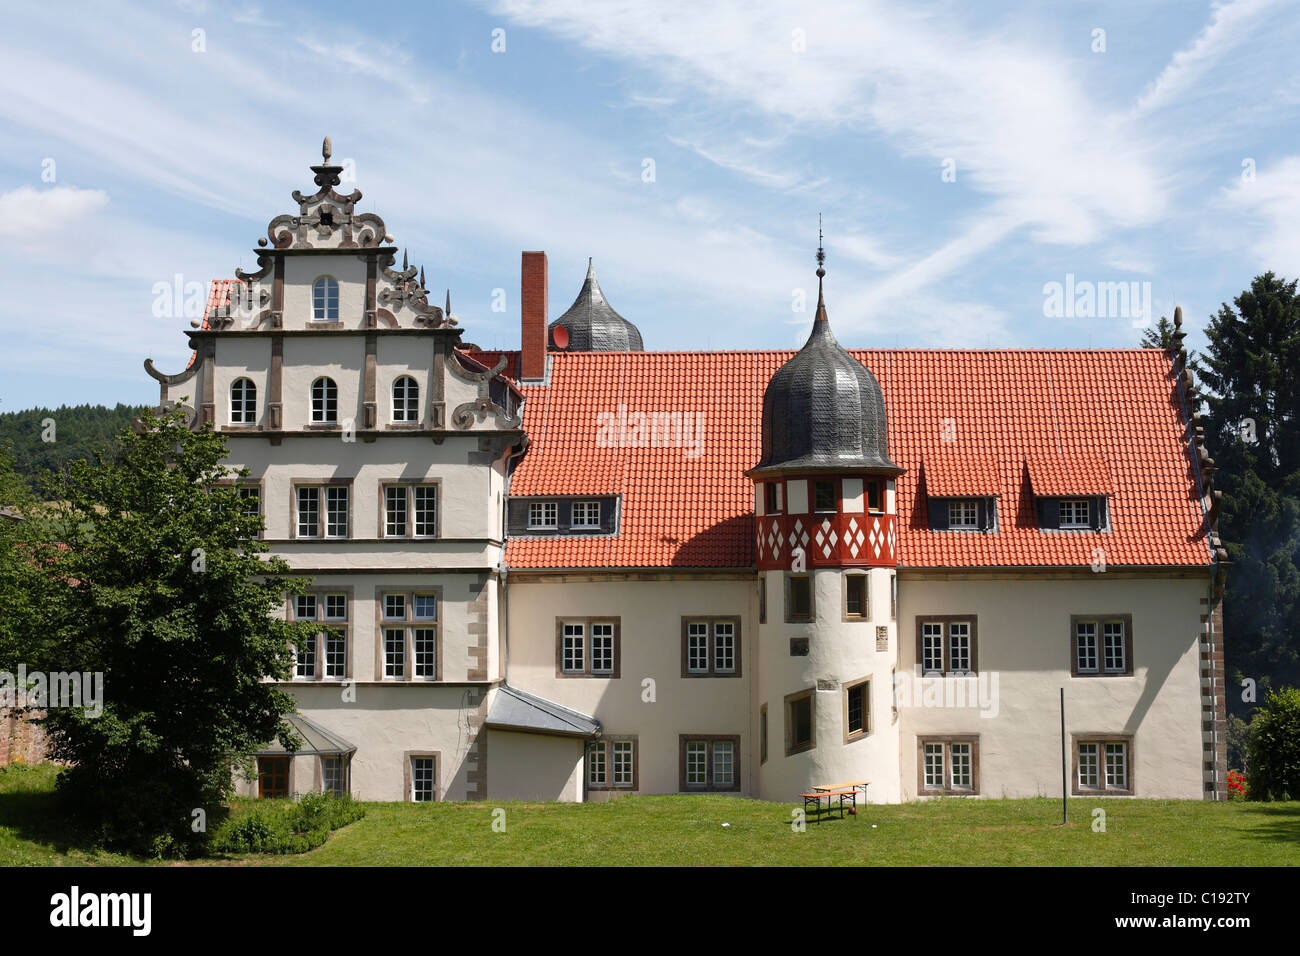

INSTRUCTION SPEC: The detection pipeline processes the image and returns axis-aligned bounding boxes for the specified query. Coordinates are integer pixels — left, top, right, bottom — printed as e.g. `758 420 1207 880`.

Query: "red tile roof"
1026 453 1115 496
921 450 1001 497
187 279 240 369
505 349 1211 570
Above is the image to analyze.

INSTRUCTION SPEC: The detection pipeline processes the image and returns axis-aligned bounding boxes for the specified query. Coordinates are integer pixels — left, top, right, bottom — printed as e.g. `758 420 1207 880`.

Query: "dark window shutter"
1037 497 1060 530
506 498 531 534
927 498 949 531
1092 496 1107 531
977 498 993 531
557 499 572 533
600 498 618 534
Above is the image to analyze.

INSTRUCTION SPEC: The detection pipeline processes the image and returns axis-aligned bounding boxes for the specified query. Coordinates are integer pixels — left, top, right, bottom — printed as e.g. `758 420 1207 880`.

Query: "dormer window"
571 501 601 529
528 501 558 530
1059 499 1090 529
312 276 339 321
928 496 995 532
813 480 836 512
947 499 978 530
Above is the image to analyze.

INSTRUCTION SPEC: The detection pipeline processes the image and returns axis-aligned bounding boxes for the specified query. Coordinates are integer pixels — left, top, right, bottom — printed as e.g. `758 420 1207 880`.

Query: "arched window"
312 276 339 321
311 377 338 424
392 376 419 423
230 377 257 424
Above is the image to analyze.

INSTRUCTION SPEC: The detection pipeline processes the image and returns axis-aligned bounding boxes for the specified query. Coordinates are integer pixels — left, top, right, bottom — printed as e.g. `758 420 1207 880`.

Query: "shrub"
1226 769 1248 801
210 790 365 856
1245 687 1300 801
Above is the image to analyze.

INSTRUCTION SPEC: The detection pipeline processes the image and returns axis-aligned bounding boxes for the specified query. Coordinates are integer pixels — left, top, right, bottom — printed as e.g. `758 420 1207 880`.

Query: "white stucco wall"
487 730 584 802
897 573 1208 800
506 577 753 796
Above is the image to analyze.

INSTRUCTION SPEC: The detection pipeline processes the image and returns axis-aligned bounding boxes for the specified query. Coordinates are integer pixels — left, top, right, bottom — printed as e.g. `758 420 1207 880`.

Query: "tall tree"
35 407 314 855
1139 314 1177 350
1196 272 1300 714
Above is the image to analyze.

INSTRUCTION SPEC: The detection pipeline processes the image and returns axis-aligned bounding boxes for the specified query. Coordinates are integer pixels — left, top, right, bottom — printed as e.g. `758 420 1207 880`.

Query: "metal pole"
1060 687 1067 824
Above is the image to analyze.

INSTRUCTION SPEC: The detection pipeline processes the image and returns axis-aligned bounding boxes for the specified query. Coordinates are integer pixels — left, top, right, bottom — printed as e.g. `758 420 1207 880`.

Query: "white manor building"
143 143 1229 804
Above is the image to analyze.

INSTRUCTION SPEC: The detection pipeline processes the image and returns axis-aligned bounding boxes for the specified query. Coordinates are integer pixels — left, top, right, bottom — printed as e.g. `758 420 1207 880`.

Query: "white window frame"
1059 498 1090 529
230 377 257 424
571 500 601 529
392 375 419 423
947 499 978 530
410 756 436 802
384 484 439 539
311 376 338 424
528 501 558 530
312 276 340 322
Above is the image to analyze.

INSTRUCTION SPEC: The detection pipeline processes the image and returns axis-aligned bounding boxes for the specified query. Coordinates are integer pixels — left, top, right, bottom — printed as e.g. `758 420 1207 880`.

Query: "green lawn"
3 763 1297 866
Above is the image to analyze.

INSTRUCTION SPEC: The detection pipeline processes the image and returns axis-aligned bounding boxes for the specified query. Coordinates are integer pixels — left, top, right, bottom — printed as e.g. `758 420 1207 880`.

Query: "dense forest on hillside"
0 404 147 496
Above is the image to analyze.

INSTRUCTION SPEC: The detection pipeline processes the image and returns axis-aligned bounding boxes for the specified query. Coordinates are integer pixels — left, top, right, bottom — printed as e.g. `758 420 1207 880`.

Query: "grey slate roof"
752 283 902 475
549 259 644 352
254 714 357 756
485 685 601 737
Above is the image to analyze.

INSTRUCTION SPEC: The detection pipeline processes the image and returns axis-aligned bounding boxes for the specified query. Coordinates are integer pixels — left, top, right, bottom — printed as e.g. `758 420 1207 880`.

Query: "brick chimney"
521 251 547 380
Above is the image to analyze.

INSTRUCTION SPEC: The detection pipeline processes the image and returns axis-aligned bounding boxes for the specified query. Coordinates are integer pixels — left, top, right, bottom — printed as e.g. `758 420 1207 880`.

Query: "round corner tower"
747 254 904 803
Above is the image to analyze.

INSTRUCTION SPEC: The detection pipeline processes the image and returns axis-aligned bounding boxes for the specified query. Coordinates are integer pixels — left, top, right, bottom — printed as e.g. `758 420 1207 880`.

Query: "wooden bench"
812 780 870 802
801 789 858 821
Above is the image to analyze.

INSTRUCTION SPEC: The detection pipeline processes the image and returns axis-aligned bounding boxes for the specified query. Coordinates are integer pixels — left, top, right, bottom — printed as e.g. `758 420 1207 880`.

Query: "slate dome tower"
748 234 904 803
548 259 644 351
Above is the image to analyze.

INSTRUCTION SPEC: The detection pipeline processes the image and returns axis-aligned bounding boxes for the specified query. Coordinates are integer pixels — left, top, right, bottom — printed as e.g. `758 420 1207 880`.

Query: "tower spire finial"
815 213 827 320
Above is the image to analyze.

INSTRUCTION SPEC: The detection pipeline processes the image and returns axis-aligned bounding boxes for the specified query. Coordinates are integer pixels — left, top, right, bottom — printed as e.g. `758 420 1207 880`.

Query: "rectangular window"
785 690 814 756
383 484 438 539
845 575 868 619
814 480 836 512
923 742 945 789
1074 737 1132 794
1059 498 1090 529
921 622 944 673
588 738 637 790
321 757 344 797
713 622 735 674
556 618 619 677
385 486 407 536
867 481 882 512
612 741 634 786
413 487 437 537
686 622 708 673
562 623 585 674
587 741 607 787
382 592 440 682
571 500 601 528
528 501 558 529
760 704 768 764
918 737 980 794
1076 621 1098 673
845 678 869 740
686 741 707 786
1071 615 1133 677
291 592 349 681
948 499 978 529
258 756 289 798
297 487 320 538
764 482 780 514
787 575 812 622
948 622 971 673
411 756 436 802
917 616 978 675
1103 621 1125 673
295 633 316 678
384 629 405 679
239 486 261 519
591 623 615 674
680 735 740 792
681 618 741 677
325 486 348 537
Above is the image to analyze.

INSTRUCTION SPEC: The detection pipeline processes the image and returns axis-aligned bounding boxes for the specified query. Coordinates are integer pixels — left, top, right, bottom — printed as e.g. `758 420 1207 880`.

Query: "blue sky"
0 0 1297 410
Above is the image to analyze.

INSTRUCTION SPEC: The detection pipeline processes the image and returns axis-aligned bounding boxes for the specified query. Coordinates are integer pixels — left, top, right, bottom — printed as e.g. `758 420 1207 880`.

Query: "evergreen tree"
1196 273 1300 714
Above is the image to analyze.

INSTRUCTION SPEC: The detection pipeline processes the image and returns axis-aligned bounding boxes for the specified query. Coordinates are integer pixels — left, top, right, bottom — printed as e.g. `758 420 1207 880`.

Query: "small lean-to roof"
505 348 1212 570
1025 453 1116 496
254 714 357 756
921 450 1002 497
486 686 601 737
